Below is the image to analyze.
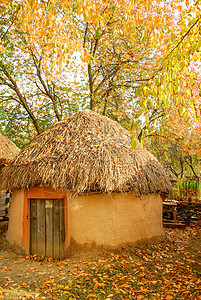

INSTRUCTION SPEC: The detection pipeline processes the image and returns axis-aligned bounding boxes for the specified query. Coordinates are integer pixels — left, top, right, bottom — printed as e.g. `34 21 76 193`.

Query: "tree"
69 0 176 129
135 1 201 124
0 0 200 150
147 105 201 181
0 0 173 145
0 1 85 146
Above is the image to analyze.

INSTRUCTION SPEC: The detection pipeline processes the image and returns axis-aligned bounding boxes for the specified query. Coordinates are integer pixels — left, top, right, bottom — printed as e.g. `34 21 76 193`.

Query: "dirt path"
0 223 70 299
0 222 200 299
0 222 113 299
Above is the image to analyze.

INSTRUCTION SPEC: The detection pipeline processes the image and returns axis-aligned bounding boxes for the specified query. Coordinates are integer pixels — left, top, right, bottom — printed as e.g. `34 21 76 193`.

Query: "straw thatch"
0 110 172 195
0 133 20 173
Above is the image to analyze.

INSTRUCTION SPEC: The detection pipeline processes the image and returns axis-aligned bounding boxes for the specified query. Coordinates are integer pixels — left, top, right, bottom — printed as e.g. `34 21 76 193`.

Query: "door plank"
59 199 65 259
30 200 37 255
45 200 53 257
53 200 60 259
36 199 46 256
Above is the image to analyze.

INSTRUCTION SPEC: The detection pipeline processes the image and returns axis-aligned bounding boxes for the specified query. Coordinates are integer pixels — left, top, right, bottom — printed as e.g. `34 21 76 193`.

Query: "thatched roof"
0 110 172 195
0 133 20 173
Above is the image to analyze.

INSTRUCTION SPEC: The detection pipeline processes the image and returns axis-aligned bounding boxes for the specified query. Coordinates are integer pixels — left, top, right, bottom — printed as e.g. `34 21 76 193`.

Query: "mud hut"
0 133 20 173
0 133 20 219
0 110 172 259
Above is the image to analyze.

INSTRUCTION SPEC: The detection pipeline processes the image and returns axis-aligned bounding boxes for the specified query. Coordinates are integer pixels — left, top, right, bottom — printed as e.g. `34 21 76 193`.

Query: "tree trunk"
88 63 95 110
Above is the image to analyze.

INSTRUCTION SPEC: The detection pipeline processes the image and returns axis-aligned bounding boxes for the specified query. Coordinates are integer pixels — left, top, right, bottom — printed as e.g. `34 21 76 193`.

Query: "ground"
0 222 200 300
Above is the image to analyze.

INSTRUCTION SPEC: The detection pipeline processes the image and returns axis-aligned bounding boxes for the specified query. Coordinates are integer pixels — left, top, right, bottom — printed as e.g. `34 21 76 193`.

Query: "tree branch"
29 47 61 121
0 61 41 134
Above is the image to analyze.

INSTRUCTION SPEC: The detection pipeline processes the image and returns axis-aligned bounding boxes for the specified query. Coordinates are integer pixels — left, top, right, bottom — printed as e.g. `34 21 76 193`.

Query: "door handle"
27 215 36 219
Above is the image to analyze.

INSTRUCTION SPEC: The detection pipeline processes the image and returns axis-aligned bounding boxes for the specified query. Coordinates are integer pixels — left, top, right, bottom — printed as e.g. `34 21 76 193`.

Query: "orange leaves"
166 296 173 300
93 282 101 290
0 44 5 54
1 0 200 151
86 293 97 298
20 0 172 63
0 225 200 300
84 276 91 281
81 49 89 63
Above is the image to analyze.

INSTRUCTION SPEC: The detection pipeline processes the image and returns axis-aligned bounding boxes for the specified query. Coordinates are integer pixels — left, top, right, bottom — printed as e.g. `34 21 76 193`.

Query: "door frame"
22 187 67 254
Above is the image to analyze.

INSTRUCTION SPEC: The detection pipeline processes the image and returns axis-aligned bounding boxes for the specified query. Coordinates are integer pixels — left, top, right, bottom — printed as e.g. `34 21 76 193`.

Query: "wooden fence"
177 202 201 225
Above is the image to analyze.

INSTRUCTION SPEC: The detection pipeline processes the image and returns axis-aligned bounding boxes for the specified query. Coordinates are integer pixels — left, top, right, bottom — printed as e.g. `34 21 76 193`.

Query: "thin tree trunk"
88 63 94 110
185 157 200 181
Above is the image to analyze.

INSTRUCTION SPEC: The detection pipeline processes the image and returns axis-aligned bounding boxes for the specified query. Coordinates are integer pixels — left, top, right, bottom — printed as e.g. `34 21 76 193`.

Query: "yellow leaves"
186 88 192 96
183 80 187 87
184 66 190 75
57 56 65 67
179 106 185 117
189 100 199 121
178 61 185 70
147 99 154 109
137 108 144 117
57 284 65 288
132 138 138 149
176 95 182 106
185 111 190 121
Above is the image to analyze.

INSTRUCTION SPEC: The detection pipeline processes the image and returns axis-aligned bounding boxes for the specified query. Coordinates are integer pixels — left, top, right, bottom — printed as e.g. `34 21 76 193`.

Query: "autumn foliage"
0 0 200 180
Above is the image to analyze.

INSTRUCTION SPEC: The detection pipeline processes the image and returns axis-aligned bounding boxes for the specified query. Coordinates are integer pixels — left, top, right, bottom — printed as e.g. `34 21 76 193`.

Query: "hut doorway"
30 198 65 259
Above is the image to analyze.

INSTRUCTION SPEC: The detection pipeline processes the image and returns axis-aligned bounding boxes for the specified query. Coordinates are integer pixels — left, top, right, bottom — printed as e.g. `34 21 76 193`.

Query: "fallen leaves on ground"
0 225 200 299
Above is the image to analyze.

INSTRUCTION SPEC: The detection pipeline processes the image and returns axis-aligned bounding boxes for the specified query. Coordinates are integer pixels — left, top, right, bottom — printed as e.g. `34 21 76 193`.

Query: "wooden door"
30 199 65 259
